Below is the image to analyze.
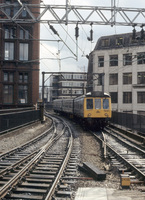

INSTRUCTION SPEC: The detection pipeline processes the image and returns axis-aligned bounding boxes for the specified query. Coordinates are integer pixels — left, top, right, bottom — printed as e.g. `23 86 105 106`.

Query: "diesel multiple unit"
53 92 112 129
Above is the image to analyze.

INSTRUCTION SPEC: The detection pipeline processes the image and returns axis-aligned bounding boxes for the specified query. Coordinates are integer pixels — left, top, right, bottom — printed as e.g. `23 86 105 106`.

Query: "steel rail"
92 131 145 180
0 124 66 199
45 122 73 200
0 150 38 177
104 128 145 155
0 122 53 159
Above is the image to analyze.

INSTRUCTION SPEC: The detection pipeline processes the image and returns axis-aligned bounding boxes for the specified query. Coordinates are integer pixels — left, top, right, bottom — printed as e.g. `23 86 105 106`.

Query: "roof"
94 32 145 51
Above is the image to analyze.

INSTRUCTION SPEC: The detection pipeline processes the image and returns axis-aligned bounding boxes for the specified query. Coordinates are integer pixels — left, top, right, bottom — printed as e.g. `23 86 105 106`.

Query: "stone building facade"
87 32 145 115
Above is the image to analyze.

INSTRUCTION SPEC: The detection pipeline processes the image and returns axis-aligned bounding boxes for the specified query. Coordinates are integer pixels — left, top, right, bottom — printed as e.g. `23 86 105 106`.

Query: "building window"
19 43 28 60
110 55 118 66
110 92 118 103
137 52 145 64
123 53 132 66
20 29 29 40
4 72 14 82
123 92 132 103
123 73 132 84
4 42 14 60
19 73 28 83
137 72 145 84
73 74 86 79
18 85 28 104
109 74 118 85
101 39 109 47
62 74 72 79
116 37 123 46
13 2 19 16
5 1 11 16
98 56 104 67
137 92 145 103
72 90 83 95
3 85 13 104
4 1 26 17
5 27 16 39
98 74 103 85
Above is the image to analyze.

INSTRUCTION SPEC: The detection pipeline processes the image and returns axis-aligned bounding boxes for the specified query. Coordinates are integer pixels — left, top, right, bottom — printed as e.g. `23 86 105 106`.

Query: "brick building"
0 0 40 108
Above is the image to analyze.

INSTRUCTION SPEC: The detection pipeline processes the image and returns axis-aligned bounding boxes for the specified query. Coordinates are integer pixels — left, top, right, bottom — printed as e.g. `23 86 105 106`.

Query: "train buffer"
80 162 106 180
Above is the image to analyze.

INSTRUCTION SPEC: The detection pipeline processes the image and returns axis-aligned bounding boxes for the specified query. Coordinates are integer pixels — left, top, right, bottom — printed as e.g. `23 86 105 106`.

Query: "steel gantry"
0 1 145 26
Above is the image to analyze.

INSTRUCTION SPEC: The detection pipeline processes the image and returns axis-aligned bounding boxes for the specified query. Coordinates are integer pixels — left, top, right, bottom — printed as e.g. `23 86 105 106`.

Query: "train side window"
103 99 109 109
86 99 93 109
95 99 101 109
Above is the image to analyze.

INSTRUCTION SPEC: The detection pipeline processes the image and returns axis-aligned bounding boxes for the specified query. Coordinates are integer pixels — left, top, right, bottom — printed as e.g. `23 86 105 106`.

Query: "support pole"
66 0 68 25
41 72 45 123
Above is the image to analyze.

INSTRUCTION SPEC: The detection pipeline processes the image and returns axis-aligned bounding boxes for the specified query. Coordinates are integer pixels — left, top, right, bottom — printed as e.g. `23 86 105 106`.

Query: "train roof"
74 91 110 99
86 91 110 97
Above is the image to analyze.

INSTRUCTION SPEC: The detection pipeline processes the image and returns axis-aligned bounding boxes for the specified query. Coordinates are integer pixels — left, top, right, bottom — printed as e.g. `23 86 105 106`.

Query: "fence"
111 111 145 133
0 109 40 133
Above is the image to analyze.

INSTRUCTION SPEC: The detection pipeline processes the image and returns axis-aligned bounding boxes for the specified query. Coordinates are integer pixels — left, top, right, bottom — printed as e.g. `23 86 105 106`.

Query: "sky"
39 0 145 84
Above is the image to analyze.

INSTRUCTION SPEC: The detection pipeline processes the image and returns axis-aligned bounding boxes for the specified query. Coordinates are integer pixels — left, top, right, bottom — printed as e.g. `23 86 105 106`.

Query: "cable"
17 0 23 6
15 22 58 59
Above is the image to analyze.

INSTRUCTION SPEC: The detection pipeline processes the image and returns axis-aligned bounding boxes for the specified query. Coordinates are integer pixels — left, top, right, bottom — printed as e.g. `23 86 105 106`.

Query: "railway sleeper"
35 167 58 171
61 179 76 184
6 193 43 200
20 182 50 188
26 174 55 179
13 187 47 194
56 190 72 197
25 177 53 183
30 170 56 175
58 184 70 190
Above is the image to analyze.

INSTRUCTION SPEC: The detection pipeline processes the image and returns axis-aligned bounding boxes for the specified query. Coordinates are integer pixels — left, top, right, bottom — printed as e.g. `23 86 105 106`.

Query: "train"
53 91 112 130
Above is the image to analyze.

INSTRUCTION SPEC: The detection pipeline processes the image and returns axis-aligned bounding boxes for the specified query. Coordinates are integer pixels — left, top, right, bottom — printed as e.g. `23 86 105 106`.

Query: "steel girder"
0 3 145 26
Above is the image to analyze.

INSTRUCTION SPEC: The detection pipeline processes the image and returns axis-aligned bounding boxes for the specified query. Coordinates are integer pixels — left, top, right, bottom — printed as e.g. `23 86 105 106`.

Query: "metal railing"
0 109 40 134
111 111 145 133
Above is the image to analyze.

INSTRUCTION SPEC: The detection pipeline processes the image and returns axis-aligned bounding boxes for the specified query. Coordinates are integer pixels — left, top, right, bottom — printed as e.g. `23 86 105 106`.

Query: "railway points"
0 113 145 199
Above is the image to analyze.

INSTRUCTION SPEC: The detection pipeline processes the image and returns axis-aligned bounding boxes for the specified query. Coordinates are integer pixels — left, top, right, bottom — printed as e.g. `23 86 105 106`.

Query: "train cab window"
103 99 109 109
86 99 93 109
95 99 101 109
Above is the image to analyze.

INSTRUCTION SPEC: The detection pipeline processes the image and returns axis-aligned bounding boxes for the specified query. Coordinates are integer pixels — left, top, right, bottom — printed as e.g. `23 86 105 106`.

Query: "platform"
75 187 145 200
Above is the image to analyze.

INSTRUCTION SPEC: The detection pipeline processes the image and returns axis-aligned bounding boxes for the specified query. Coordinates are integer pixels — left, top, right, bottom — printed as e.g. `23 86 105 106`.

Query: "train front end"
83 94 112 129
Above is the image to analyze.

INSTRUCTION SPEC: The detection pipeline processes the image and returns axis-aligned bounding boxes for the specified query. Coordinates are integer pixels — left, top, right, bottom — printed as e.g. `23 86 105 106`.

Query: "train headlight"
88 113 91 117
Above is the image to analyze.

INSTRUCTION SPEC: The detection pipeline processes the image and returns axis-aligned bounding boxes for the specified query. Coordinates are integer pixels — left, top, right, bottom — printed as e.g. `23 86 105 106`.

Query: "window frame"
109 73 118 85
98 56 104 67
123 53 132 66
3 85 13 104
110 55 118 66
4 42 14 60
123 73 132 85
137 72 145 84
137 92 145 103
110 92 118 103
123 92 132 103
19 43 28 61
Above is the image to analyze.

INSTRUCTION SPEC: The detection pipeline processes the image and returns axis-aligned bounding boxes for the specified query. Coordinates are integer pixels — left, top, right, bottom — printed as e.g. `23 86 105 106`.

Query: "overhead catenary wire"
17 0 23 6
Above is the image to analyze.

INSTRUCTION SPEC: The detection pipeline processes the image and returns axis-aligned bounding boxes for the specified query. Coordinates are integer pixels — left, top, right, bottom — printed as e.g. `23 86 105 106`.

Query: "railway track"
92 127 145 186
0 116 76 199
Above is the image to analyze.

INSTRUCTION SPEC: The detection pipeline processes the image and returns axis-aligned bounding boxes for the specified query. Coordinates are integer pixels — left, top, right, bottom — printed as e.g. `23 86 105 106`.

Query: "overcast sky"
39 0 145 84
